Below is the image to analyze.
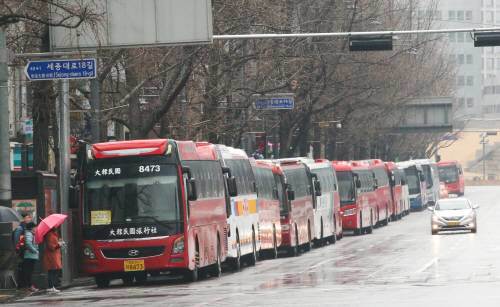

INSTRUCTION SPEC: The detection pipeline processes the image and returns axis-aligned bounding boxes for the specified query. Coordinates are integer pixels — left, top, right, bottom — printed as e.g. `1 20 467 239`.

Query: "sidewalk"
0 277 94 303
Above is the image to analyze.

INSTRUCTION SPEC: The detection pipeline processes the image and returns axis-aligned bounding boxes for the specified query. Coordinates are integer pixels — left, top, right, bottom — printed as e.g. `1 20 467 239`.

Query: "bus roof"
437 160 460 167
91 139 169 159
214 144 249 160
332 161 353 172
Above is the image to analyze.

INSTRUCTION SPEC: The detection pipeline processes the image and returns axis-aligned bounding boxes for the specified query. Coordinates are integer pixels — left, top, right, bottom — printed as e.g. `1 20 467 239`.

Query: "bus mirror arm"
287 189 295 201
182 166 193 178
355 179 361 189
227 176 238 197
187 178 198 201
314 180 322 197
222 166 232 177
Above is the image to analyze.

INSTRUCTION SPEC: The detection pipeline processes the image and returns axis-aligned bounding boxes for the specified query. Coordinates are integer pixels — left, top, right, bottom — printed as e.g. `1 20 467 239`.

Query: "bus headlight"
172 237 185 254
83 245 96 260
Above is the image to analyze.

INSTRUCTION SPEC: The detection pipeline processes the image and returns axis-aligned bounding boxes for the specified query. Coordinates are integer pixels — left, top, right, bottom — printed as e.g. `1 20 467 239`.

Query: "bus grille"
101 246 165 259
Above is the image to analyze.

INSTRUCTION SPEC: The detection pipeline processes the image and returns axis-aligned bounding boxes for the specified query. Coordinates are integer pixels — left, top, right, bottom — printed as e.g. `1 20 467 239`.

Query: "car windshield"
337 171 355 205
85 163 181 225
435 199 471 210
438 166 459 183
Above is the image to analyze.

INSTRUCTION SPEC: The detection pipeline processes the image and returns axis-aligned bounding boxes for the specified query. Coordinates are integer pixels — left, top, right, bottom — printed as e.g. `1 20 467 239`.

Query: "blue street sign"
25 58 97 81
254 97 295 110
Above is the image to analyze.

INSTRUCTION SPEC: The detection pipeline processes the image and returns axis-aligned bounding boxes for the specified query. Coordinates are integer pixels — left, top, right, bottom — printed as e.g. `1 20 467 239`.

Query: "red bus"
251 160 282 259
299 158 342 244
79 139 228 287
333 161 378 235
363 159 392 226
274 159 315 256
384 162 404 220
437 161 465 196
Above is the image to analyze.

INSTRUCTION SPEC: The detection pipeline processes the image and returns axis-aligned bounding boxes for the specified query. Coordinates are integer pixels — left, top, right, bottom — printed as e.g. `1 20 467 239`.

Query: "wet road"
9 186 500 306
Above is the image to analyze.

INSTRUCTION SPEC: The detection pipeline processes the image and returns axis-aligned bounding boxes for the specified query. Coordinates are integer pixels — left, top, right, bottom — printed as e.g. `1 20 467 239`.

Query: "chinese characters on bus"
109 226 158 237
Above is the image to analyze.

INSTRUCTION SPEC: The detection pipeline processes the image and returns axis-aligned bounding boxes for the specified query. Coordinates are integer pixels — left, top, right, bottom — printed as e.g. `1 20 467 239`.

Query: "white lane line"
416 257 438 273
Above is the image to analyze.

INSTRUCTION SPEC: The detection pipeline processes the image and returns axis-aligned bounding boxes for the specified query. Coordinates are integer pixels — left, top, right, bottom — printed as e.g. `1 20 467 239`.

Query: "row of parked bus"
76 139 464 287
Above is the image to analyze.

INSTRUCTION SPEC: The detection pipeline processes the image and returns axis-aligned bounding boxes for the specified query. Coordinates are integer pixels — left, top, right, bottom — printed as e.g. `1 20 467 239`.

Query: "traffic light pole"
0 28 11 208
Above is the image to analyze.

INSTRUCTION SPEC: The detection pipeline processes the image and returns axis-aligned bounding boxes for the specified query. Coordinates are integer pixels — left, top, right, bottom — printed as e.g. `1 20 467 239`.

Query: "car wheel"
122 275 134 286
431 230 438 235
233 233 241 271
471 227 477 233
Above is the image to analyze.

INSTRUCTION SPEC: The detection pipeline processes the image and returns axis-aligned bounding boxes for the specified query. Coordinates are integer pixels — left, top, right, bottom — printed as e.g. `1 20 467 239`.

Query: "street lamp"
480 131 497 180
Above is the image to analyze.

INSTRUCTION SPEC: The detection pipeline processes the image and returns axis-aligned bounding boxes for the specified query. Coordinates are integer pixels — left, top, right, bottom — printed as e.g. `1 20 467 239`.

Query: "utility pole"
0 28 11 207
58 79 72 285
90 77 100 142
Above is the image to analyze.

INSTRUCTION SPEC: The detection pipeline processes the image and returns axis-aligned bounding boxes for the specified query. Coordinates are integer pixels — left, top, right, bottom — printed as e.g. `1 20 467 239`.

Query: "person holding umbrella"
35 213 67 293
43 228 62 293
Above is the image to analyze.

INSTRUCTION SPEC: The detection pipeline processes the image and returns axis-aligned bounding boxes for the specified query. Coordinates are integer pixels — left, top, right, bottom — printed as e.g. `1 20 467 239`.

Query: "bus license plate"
124 260 145 272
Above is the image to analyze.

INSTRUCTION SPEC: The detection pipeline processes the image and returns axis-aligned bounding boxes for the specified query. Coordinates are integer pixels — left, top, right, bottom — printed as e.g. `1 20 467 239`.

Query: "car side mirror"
287 189 295 201
226 176 238 197
427 206 434 212
187 178 197 201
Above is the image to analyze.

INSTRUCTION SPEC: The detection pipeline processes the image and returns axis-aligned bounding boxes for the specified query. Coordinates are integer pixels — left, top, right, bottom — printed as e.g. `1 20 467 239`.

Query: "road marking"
416 257 438 273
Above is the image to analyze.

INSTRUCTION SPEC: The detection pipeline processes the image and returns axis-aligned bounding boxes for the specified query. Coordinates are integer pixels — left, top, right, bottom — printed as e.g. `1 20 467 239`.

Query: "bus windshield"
422 165 433 189
404 167 421 195
438 166 459 183
337 171 355 206
85 163 181 225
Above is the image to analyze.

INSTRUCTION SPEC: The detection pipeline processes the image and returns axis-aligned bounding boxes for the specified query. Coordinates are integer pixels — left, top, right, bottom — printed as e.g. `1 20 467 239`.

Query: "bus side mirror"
273 188 279 200
69 185 80 209
227 177 238 197
355 179 361 189
287 189 295 201
373 179 378 190
187 178 198 201
314 180 322 197
419 174 425 182
401 179 406 185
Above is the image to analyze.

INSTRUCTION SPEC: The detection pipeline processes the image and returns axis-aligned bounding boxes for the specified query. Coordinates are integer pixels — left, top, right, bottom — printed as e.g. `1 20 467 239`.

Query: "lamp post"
480 131 497 180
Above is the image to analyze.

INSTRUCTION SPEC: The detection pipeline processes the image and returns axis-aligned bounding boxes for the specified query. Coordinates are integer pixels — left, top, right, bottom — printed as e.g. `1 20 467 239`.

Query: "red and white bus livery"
79 140 228 287
364 159 392 226
214 144 259 270
299 158 342 244
252 160 282 259
273 159 315 256
437 161 465 196
333 161 378 235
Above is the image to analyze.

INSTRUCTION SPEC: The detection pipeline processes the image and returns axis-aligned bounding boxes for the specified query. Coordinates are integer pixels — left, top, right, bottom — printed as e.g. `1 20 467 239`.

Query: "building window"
467 76 474 86
457 32 465 43
487 58 495 70
485 11 494 24
448 32 456 42
458 98 465 108
448 10 456 21
458 54 465 64
435 10 442 20
467 54 473 64
467 98 474 108
457 11 465 21
466 11 473 20
484 0 494 8
457 76 465 86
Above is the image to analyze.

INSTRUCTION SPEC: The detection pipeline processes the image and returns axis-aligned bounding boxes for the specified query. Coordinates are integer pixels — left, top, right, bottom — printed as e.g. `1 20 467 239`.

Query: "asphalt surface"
8 186 500 306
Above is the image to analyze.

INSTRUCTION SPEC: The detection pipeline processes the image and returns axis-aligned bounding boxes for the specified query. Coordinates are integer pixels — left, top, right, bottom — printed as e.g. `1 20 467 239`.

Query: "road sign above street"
25 58 96 81
254 96 295 110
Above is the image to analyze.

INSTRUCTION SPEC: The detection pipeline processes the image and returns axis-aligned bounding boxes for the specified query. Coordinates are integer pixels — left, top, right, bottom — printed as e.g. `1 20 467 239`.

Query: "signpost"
254 96 295 110
24 58 96 81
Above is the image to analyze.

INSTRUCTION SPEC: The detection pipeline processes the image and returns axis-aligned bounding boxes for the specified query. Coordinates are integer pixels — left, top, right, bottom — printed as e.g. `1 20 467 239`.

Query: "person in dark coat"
43 228 62 293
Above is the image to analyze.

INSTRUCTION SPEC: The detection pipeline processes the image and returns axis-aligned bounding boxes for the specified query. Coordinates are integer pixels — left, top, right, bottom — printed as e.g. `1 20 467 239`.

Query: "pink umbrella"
35 214 68 244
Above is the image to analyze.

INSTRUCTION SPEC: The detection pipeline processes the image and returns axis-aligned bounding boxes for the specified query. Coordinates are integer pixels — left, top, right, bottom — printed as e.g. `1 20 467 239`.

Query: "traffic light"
349 35 393 51
474 32 500 47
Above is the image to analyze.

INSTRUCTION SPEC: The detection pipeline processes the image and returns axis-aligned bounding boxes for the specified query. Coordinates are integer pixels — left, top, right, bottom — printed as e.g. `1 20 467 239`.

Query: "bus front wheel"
95 275 110 288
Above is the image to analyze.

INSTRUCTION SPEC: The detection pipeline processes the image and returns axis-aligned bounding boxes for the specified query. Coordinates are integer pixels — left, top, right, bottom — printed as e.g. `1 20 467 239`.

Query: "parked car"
429 198 478 235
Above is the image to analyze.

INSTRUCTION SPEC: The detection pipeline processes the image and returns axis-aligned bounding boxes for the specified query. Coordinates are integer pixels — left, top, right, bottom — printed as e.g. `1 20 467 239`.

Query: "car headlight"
432 215 443 223
172 237 185 254
83 245 96 260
